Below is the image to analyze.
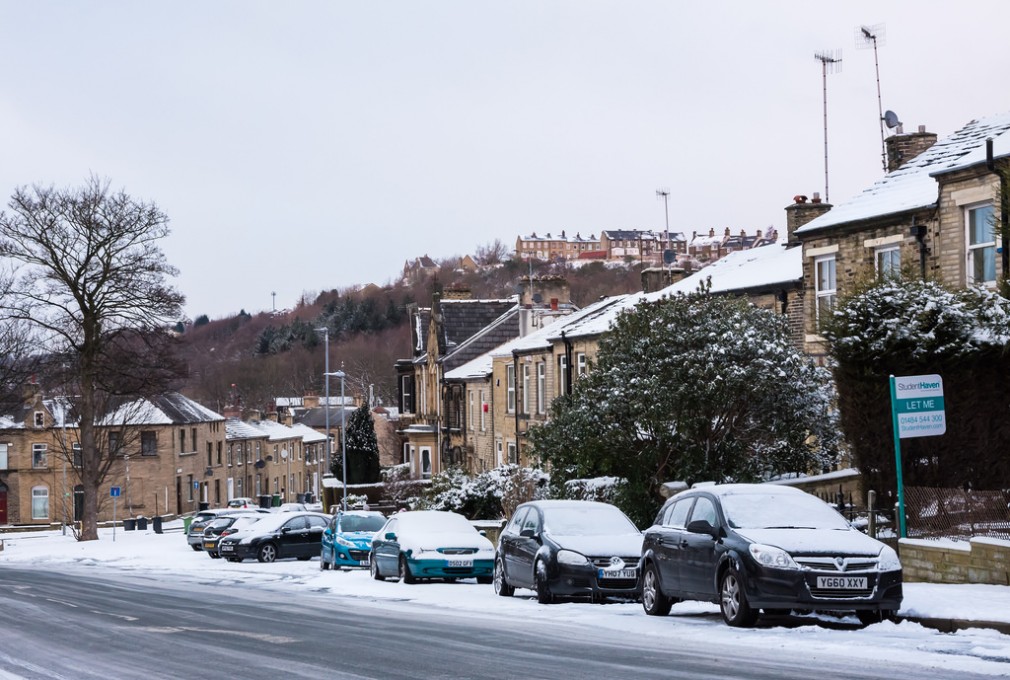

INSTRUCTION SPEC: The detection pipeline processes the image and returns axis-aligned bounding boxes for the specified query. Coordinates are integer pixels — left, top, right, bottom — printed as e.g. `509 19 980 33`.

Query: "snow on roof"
288 422 327 444
99 393 223 426
797 113 1010 233
249 418 301 441
225 418 268 440
652 244 800 298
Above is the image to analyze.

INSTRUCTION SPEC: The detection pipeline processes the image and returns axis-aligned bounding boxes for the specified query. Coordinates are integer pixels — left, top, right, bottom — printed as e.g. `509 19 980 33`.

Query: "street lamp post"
315 327 330 503
656 189 670 272
330 368 348 512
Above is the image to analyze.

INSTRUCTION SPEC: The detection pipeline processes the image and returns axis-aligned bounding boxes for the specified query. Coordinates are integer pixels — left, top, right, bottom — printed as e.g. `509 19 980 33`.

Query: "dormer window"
33 411 44 428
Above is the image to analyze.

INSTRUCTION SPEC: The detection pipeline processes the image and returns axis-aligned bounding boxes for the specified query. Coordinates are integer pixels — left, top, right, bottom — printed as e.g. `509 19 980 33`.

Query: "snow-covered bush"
421 465 549 519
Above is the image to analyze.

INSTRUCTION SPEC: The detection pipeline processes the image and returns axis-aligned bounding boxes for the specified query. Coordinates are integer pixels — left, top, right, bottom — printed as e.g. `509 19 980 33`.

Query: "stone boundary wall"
899 537 1010 585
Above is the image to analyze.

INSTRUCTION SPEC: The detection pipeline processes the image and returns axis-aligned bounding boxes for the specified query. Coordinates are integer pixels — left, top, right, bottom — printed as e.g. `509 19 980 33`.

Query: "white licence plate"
220 544 234 552
358 560 368 567
598 568 637 579
817 576 867 589
446 559 472 568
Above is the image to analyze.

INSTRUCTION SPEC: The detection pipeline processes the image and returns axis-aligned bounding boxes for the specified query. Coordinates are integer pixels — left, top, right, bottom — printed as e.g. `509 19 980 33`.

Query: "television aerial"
856 23 888 171
814 49 842 203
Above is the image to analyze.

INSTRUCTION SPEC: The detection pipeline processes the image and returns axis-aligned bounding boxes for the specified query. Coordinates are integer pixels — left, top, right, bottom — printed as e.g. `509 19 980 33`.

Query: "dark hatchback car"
202 514 263 558
494 500 643 604
218 512 330 563
639 484 902 627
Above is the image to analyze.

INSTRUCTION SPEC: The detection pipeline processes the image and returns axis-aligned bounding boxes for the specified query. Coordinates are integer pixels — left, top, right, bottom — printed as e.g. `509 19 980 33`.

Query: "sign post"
110 486 121 542
889 374 946 538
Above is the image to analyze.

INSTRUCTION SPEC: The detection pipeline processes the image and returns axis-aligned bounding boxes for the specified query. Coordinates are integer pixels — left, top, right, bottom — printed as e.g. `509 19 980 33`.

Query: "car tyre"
641 562 673 616
226 557 242 563
190 544 202 551
399 554 416 584
476 576 492 585
720 566 758 627
370 556 384 581
320 556 331 571
535 560 554 605
493 558 514 597
208 552 221 560
257 543 278 563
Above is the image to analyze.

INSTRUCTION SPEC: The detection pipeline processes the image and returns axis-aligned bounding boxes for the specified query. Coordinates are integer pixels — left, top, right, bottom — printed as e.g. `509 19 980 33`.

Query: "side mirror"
519 528 537 539
686 519 719 538
478 529 487 537
384 532 396 541
323 528 332 537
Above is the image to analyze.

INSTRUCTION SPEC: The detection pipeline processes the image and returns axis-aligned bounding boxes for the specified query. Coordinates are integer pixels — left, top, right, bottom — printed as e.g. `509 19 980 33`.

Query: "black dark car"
494 500 643 604
639 484 903 627
218 511 330 563
202 514 263 558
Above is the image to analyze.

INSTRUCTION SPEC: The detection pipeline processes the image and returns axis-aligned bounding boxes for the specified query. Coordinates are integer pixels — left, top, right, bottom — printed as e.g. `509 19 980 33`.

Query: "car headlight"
749 543 800 570
877 545 902 572
334 536 356 548
557 549 589 566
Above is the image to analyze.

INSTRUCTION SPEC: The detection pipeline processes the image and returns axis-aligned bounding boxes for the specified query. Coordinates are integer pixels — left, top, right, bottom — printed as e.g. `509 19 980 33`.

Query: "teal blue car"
370 510 495 584
319 511 386 570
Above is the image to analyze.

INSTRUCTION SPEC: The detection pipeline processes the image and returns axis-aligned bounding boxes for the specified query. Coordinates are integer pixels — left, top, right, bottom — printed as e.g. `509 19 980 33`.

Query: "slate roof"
226 417 268 440
657 243 801 297
797 112 1010 234
295 405 357 429
412 298 518 360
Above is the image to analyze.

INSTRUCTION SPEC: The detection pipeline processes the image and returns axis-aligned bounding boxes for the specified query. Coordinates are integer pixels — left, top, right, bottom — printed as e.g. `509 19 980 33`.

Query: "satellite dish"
254 460 265 469
883 110 901 129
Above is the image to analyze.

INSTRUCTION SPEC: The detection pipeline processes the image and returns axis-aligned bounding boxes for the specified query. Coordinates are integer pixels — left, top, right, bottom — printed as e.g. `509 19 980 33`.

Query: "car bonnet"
733 527 885 556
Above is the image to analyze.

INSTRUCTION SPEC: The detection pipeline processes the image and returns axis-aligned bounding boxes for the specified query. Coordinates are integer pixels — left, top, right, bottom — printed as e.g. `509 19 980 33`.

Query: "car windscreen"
543 506 639 535
340 515 386 533
720 493 851 530
400 513 473 533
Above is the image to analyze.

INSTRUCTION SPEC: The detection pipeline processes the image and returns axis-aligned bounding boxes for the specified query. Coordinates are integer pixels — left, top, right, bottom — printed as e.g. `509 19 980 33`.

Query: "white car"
370 510 495 583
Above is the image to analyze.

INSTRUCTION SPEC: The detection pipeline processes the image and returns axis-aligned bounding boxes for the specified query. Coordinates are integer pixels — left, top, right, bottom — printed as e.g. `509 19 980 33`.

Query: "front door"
0 483 7 524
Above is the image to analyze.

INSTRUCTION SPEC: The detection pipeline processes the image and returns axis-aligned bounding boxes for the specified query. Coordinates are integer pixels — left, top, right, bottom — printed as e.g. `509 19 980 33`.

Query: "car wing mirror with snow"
384 532 396 541
519 528 537 539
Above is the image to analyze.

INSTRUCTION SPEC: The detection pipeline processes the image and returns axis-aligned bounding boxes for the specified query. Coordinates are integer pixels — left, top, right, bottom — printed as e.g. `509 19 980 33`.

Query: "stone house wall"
899 537 1010 585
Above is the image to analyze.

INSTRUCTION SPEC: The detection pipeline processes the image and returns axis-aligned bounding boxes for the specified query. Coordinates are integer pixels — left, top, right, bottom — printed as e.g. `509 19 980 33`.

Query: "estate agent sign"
889 374 946 537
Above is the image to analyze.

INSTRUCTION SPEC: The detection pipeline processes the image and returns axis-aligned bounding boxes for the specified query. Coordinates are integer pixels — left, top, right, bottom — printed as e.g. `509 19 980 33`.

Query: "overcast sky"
2 2 1009 320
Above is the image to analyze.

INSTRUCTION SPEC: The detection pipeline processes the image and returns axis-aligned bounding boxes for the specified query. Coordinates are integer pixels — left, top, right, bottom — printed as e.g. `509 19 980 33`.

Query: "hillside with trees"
176 243 648 413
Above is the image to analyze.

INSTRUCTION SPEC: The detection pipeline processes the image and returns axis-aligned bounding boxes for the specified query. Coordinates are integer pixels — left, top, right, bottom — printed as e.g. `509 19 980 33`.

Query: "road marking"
45 598 79 608
90 610 139 622
131 626 296 644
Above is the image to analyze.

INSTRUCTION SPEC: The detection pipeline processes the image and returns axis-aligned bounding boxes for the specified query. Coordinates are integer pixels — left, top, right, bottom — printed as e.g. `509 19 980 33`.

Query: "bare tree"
474 239 510 266
0 177 184 541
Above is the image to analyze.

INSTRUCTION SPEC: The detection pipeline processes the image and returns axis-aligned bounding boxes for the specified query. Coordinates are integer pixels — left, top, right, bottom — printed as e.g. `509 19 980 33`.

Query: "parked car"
370 510 494 583
227 497 258 509
274 503 307 513
218 511 330 563
493 500 643 604
639 483 903 627
320 510 387 570
202 514 263 558
187 508 270 550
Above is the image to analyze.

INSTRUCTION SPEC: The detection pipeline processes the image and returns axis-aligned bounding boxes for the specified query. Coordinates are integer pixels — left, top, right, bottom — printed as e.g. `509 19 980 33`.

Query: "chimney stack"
785 193 832 246
885 125 938 172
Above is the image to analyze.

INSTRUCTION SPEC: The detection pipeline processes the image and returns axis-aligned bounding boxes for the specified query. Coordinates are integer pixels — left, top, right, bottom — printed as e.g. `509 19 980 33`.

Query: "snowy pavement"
2 523 1010 677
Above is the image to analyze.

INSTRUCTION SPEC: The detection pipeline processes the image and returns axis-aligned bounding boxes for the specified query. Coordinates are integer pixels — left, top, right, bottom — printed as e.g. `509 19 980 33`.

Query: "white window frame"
495 439 503 467
522 363 530 415
875 245 901 279
506 365 516 414
420 447 432 480
0 443 7 470
31 486 49 520
32 443 47 469
468 390 475 431
479 389 486 432
814 255 837 324
536 362 546 414
576 352 588 377
558 355 569 396
966 202 996 286
507 441 518 465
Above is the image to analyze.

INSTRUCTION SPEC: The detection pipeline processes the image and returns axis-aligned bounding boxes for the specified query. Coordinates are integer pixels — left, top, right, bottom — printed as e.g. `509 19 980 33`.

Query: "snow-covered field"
2 522 1009 676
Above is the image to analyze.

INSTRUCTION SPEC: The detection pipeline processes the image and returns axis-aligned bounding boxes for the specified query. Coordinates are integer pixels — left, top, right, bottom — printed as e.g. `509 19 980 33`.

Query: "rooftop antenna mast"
814 49 842 203
856 23 887 171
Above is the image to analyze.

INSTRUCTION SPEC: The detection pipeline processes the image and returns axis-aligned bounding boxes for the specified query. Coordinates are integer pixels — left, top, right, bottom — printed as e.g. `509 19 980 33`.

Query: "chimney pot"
793 194 808 204
918 125 926 133
811 192 822 204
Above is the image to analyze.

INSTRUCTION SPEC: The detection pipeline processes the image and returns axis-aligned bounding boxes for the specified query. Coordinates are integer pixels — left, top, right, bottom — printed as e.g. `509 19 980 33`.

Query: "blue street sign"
110 486 121 497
